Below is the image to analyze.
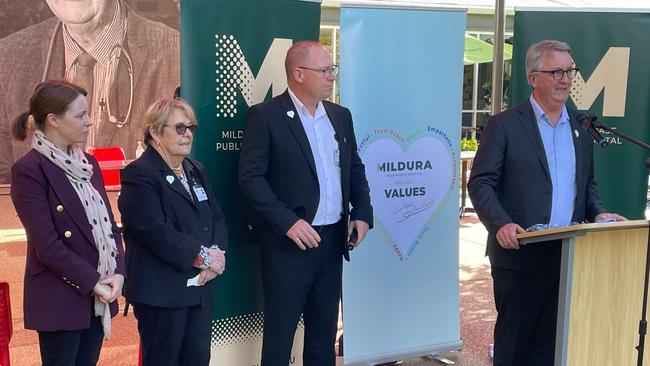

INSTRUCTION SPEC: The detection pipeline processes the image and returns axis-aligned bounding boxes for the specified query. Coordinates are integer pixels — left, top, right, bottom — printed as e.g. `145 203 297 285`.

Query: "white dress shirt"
287 88 342 225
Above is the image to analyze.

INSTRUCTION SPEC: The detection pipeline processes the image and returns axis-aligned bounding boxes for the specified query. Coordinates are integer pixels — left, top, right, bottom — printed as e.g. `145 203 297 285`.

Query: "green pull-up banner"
512 10 650 219
180 1 321 364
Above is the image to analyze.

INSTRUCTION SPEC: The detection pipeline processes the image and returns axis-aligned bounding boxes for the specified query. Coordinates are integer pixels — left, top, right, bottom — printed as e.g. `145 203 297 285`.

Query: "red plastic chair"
0 282 12 366
87 147 126 192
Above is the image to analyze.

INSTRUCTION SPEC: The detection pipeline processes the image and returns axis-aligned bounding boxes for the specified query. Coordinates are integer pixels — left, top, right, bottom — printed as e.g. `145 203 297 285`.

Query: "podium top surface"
517 219 649 244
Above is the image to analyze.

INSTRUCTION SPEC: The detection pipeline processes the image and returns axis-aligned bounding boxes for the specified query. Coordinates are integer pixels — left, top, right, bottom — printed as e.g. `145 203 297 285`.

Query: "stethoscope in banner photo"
42 20 134 129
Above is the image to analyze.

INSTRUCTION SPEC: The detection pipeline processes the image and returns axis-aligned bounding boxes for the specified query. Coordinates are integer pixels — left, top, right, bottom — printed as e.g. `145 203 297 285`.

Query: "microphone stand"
640 158 650 366
636 157 650 366
591 119 650 151
588 117 650 366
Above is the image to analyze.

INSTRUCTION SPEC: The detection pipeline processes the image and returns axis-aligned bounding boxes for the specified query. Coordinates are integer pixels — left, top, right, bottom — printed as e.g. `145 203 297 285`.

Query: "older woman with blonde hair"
118 98 227 366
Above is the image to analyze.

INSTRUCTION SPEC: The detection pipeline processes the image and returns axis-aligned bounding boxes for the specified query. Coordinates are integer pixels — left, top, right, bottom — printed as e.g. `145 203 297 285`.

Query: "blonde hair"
143 98 197 146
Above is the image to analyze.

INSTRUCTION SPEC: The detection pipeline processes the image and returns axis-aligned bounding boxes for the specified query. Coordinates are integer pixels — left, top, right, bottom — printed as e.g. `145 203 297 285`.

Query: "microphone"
576 113 607 148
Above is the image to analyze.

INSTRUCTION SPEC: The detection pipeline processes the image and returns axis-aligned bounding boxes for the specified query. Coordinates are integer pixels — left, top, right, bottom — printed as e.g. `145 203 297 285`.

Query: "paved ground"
0 193 495 366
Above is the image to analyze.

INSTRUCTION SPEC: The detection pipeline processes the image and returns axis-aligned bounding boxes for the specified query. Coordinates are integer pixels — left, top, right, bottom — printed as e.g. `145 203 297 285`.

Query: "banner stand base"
344 340 463 366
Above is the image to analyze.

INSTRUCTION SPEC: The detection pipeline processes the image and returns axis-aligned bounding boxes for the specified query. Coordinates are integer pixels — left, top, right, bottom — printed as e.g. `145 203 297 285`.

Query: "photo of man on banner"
0 0 180 183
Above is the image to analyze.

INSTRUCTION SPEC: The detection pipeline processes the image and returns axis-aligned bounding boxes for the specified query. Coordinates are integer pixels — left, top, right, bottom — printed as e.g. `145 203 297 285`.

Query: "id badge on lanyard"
193 184 208 202
189 173 208 202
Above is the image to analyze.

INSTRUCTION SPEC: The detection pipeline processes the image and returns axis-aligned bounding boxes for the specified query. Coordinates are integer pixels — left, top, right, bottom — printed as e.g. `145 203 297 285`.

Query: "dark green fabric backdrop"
512 11 650 219
180 0 320 319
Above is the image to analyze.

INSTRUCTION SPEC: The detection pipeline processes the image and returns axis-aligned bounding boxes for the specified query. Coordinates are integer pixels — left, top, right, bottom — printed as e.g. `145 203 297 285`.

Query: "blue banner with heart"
340 5 465 364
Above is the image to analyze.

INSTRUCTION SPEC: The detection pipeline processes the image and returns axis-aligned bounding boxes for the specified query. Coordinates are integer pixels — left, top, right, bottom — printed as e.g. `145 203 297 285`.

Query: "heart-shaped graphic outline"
361 129 457 260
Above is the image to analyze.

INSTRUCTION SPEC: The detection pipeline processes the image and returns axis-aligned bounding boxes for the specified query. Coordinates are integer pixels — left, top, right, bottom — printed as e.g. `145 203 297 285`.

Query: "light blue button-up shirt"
530 96 576 228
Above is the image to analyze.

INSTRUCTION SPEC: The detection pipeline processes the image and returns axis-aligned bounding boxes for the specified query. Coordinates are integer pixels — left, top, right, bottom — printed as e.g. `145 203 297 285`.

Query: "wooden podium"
517 220 650 365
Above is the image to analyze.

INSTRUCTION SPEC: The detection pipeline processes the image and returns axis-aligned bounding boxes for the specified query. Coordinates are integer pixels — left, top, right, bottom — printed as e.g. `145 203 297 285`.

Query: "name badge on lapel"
193 185 208 202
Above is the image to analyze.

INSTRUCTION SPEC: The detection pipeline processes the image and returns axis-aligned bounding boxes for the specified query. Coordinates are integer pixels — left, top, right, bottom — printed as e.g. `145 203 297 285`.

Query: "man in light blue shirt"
530 95 576 228
469 40 625 365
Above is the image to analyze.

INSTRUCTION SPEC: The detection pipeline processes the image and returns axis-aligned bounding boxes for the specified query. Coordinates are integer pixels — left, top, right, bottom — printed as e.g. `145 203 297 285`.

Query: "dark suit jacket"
10 150 126 331
0 5 179 183
118 147 227 308
238 90 373 260
468 100 605 271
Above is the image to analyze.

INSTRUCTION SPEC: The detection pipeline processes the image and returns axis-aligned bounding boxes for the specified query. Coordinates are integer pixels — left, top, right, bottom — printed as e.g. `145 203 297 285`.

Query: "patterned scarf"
32 130 118 338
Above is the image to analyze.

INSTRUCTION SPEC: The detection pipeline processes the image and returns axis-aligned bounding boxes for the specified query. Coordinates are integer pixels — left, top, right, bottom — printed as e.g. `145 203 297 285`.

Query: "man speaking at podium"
468 40 625 365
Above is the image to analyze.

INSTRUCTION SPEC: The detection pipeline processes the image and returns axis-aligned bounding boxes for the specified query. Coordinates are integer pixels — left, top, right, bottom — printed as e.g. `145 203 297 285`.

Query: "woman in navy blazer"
118 98 227 366
10 80 126 366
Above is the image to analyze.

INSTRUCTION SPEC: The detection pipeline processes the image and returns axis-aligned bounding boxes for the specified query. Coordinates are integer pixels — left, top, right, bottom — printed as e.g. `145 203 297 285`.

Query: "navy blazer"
238 90 373 260
11 150 126 331
118 147 227 308
468 100 605 271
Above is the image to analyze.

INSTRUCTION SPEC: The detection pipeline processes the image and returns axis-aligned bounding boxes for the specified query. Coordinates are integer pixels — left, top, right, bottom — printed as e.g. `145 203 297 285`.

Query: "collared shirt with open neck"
530 95 576 228
288 87 342 225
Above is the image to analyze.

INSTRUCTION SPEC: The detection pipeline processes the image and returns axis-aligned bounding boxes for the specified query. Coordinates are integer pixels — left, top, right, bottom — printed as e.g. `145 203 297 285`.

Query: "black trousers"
491 263 561 366
38 312 103 366
133 301 212 366
260 221 345 366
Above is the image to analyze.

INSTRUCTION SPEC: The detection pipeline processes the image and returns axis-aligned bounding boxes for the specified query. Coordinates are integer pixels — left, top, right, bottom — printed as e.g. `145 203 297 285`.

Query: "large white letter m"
570 47 630 117
215 36 292 118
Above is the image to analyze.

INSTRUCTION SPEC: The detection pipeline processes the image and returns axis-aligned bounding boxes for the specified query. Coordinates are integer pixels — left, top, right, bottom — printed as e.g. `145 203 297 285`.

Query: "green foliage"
461 137 478 151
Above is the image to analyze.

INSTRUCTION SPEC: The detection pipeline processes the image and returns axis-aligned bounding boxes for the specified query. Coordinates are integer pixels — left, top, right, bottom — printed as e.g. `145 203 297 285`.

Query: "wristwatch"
193 246 212 269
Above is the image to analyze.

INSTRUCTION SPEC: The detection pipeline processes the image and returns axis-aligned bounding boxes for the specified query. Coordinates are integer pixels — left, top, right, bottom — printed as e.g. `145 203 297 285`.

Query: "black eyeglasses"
297 65 339 77
164 123 197 135
534 68 579 80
